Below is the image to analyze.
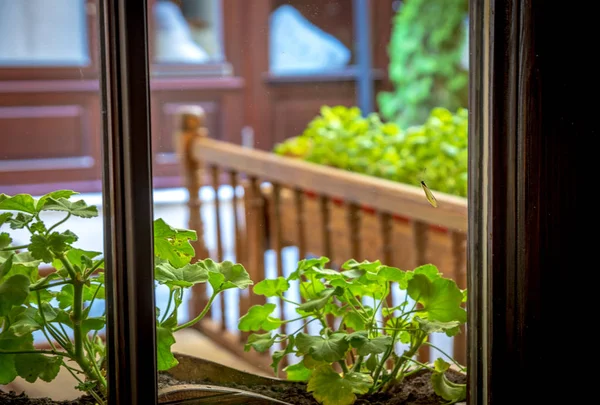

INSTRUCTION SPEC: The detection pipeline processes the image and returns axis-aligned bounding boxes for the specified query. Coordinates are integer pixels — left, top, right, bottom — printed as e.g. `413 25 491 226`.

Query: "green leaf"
0 212 12 228
288 256 330 280
7 213 33 230
202 259 252 293
283 361 312 382
238 303 282 332
10 305 57 336
42 197 98 218
155 261 209 289
341 259 381 272
0 194 36 214
56 285 74 309
270 335 295 376
36 190 78 211
414 317 461 334
29 231 78 263
82 317 105 335
0 253 13 279
153 218 197 267
431 358 467 404
1 252 41 284
29 221 47 234
365 354 378 372
15 354 63 383
0 329 35 384
244 332 276 353
342 310 372 331
0 232 11 249
52 248 101 274
346 332 393 356
253 277 290 297
0 351 17 384
156 327 178 371
407 274 466 323
0 274 30 316
307 365 373 405
378 266 407 283
295 333 349 362
297 288 338 313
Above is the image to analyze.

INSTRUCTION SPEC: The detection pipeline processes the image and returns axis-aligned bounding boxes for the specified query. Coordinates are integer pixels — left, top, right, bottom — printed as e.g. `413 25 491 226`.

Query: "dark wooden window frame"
99 0 575 403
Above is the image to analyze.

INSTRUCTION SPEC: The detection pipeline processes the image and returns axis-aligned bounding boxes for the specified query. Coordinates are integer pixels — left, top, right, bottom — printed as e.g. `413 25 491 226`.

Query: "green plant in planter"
0 191 252 405
239 257 467 405
274 105 468 197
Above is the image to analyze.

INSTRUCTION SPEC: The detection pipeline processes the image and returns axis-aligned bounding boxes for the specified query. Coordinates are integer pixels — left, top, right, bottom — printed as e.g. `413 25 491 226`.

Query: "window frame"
97 0 571 403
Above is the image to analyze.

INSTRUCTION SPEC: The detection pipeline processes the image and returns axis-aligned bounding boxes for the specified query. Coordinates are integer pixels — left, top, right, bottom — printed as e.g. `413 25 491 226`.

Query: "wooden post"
174 106 211 319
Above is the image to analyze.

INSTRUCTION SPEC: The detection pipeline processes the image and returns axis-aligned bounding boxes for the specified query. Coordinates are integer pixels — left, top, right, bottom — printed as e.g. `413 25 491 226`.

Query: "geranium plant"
0 191 252 405
239 257 467 405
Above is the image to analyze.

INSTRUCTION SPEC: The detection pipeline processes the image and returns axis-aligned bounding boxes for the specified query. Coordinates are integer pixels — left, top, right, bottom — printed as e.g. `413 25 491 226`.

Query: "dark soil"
0 391 96 405
1 370 465 404
158 369 467 405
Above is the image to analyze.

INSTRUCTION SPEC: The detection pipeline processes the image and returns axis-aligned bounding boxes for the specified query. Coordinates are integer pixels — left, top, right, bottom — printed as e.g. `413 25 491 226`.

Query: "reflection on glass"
0 0 89 66
269 4 351 74
153 0 224 64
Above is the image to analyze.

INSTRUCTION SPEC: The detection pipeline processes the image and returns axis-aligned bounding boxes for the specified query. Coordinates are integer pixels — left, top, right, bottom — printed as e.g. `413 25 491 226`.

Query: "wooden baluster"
270 183 288 368
294 188 309 333
319 195 334 328
230 172 243 264
412 220 430 363
379 211 394 369
211 165 226 331
450 230 468 366
379 211 394 309
175 106 211 325
294 188 307 260
230 170 243 339
319 195 333 259
247 177 267 308
347 202 361 260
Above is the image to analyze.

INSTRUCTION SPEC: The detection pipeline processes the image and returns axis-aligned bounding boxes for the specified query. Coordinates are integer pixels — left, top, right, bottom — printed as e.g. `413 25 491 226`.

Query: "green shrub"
274 106 468 198
378 0 469 128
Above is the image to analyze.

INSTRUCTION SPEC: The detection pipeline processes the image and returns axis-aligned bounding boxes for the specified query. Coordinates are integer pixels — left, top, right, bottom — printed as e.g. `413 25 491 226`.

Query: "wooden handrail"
189 136 468 232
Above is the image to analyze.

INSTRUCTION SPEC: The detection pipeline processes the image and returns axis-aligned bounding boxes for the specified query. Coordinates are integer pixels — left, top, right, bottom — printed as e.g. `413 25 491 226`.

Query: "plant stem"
72 277 85 360
0 349 74 358
84 259 104 279
84 336 107 389
173 292 217 331
58 254 77 280
83 282 103 318
0 244 29 252
36 291 71 351
338 360 349 374
279 295 301 306
424 342 466 371
30 279 72 291
46 213 71 234
160 289 175 324
287 317 318 337
352 355 365 372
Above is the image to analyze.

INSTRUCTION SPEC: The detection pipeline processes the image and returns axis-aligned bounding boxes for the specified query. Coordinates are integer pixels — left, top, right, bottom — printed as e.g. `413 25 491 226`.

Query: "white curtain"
0 0 88 66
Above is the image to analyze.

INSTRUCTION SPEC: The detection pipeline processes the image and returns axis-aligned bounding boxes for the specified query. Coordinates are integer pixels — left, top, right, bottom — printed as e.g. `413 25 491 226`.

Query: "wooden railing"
175 106 469 373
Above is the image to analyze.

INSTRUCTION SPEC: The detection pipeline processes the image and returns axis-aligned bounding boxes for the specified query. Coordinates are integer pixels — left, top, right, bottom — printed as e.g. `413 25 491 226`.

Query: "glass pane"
0 0 89 66
153 0 224 64
0 0 105 403
148 1 470 404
